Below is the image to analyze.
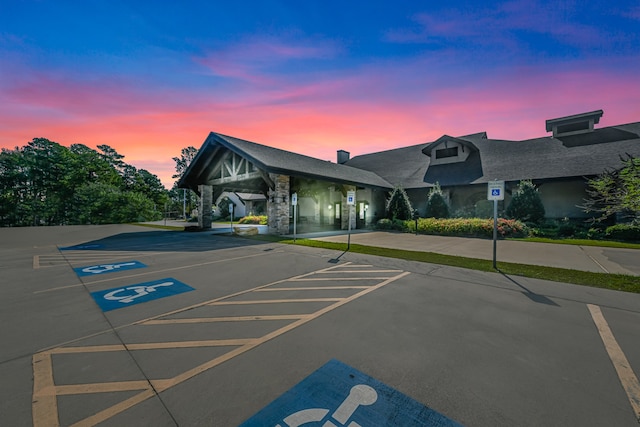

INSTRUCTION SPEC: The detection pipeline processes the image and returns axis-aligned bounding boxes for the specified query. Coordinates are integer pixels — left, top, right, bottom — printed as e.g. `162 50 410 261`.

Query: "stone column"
198 184 213 229
267 174 290 234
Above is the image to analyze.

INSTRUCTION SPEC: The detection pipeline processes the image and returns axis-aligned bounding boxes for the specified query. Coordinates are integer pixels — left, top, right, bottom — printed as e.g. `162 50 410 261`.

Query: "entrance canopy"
178 132 393 233
178 132 392 199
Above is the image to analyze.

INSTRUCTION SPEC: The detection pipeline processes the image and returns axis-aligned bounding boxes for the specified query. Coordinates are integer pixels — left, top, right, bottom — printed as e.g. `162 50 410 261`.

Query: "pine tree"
425 182 449 218
386 186 413 220
506 180 545 223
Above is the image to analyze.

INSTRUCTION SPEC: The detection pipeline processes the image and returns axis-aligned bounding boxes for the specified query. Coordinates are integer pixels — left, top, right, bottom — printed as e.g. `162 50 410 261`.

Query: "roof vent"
337 150 350 164
545 110 603 138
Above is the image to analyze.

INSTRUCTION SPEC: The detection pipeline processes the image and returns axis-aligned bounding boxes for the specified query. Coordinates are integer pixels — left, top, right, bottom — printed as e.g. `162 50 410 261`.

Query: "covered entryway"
178 132 392 234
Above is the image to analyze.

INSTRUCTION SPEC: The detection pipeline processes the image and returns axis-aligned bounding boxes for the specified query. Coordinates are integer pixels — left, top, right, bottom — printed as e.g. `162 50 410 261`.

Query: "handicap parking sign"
90 278 194 312
241 359 463 427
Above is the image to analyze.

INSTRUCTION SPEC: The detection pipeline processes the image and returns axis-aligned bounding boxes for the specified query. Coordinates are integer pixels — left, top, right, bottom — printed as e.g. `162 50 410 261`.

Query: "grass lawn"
243 234 640 294
133 223 640 294
510 236 640 250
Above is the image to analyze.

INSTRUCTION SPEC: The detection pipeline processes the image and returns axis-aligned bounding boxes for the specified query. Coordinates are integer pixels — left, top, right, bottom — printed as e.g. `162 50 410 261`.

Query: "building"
178 110 640 234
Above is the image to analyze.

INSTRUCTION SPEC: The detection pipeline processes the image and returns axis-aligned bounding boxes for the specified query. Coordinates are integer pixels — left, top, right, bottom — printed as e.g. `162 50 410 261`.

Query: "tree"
0 138 167 226
506 180 545 224
171 146 198 180
386 186 413 220
425 182 449 218
217 196 235 220
172 146 199 218
582 154 640 223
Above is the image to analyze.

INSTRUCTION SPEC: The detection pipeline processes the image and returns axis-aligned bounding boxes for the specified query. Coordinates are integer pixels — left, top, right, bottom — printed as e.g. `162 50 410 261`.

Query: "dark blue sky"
2 1 639 186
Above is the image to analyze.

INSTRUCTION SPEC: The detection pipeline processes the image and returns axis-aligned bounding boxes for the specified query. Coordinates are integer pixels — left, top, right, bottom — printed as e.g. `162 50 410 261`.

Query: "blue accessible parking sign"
240 359 463 427
90 278 194 312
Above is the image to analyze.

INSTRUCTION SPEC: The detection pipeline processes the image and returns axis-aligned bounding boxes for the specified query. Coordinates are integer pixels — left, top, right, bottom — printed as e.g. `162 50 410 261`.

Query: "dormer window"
436 147 459 159
422 136 475 165
546 110 603 138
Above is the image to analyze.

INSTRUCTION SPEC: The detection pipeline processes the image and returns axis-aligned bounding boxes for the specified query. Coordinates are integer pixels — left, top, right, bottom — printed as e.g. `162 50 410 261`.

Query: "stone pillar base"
198 184 213 229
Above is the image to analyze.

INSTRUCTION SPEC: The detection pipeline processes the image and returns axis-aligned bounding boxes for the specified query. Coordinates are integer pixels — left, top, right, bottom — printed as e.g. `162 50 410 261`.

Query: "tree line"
0 137 196 227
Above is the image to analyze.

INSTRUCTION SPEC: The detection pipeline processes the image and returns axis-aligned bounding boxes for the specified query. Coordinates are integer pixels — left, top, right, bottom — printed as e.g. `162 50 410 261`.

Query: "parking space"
32 260 408 426
0 225 639 426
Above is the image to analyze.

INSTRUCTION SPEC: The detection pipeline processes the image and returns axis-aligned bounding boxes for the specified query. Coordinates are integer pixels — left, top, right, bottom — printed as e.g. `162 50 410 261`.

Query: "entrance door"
333 202 341 229
356 201 368 229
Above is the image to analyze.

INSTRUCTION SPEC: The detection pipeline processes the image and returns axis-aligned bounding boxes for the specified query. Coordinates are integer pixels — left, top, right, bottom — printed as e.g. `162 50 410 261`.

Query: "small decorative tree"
425 182 449 218
581 154 640 224
217 197 235 220
506 180 545 223
386 186 413 220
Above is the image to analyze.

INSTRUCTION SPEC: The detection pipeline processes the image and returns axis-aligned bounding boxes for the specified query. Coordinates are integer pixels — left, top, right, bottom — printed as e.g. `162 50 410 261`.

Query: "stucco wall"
537 179 589 219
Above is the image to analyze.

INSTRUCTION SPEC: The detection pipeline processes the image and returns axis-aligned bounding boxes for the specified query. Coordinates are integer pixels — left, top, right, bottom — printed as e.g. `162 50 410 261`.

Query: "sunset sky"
2 1 639 188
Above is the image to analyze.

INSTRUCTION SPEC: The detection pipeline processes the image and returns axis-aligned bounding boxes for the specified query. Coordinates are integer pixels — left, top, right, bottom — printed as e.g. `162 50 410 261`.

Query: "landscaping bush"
386 186 413 220
405 217 528 238
217 197 235 220
474 200 494 218
375 218 409 231
425 183 449 218
238 215 268 225
506 180 545 224
605 224 640 242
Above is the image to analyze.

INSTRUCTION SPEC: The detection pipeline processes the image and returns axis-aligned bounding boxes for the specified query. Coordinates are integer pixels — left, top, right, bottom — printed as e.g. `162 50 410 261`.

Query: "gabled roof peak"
421 134 479 156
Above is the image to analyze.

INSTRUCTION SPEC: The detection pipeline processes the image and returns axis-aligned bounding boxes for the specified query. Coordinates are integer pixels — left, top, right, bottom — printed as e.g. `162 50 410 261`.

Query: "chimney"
337 150 350 164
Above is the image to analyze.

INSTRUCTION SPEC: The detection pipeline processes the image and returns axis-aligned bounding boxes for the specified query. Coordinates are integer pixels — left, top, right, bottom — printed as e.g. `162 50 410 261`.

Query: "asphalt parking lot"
1 224 639 426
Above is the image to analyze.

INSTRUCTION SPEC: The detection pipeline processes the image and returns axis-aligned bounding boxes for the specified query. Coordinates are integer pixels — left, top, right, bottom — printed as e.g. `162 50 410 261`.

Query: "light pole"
183 189 186 220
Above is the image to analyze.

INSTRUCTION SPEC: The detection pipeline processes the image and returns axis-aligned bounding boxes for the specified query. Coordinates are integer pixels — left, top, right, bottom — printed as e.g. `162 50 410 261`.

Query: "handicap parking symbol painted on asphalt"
90 278 194 312
74 260 147 277
240 359 464 427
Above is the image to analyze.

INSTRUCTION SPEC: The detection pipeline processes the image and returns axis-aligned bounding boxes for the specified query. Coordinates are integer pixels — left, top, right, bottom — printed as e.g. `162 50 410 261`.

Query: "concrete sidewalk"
142 222 639 276
307 231 640 276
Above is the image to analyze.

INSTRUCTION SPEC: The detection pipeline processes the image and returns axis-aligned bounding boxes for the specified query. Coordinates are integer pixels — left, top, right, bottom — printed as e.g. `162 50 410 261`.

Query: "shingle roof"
343 143 431 189
347 122 640 187
180 120 640 192
463 122 640 184
179 132 393 190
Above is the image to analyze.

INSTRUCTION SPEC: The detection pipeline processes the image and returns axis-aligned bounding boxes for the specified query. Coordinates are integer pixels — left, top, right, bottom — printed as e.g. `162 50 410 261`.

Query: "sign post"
229 203 234 234
487 180 505 269
346 191 355 250
291 193 298 242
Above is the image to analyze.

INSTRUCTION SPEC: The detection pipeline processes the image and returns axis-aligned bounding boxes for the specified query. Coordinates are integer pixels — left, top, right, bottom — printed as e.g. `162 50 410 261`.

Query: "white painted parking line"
587 304 640 422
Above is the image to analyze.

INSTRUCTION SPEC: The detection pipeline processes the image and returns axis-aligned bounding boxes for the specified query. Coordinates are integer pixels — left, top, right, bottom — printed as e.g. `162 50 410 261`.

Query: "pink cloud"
2 49 639 190
194 34 341 84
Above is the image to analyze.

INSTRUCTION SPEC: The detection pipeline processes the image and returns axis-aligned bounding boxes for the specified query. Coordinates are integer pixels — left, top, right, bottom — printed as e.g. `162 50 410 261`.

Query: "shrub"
405 217 528 238
506 180 545 224
238 215 268 225
605 224 640 241
217 197 235 220
425 183 449 218
375 218 408 231
474 200 494 218
386 186 413 220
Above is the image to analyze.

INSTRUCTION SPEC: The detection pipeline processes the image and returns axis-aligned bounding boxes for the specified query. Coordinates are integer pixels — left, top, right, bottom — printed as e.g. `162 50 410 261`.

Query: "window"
435 147 458 159
557 122 590 134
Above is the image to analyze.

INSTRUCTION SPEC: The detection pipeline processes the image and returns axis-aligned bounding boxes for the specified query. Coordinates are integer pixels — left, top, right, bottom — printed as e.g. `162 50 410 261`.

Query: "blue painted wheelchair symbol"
91 278 194 311
241 359 464 426
74 260 146 277
491 189 500 196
